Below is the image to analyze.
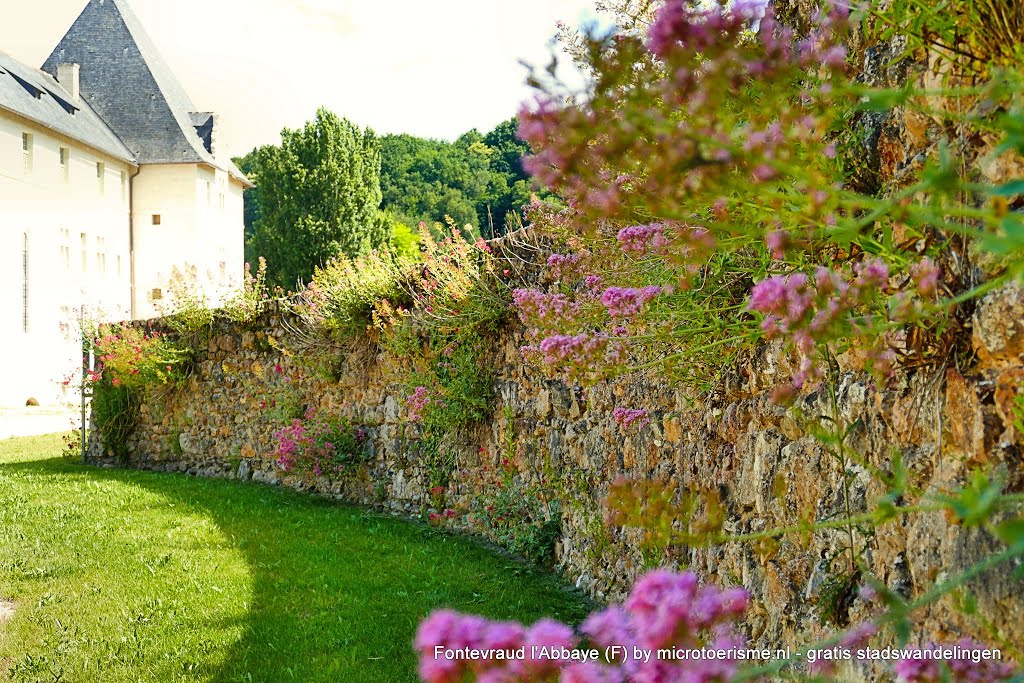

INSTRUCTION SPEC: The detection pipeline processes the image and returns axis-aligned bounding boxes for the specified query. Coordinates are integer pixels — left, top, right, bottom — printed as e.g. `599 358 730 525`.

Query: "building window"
22 133 33 174
80 232 87 273
59 147 70 181
96 236 106 275
121 171 128 201
60 228 71 271
96 161 105 193
150 288 163 301
22 233 29 333
152 214 161 226
117 254 122 278
205 180 212 206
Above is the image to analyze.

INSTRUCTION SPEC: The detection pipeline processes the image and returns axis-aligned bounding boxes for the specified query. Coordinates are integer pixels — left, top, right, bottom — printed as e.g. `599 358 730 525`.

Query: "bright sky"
1 0 601 159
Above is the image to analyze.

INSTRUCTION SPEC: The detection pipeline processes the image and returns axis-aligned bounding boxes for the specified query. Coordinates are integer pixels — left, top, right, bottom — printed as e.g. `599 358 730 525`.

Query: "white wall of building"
132 164 246 319
0 111 133 406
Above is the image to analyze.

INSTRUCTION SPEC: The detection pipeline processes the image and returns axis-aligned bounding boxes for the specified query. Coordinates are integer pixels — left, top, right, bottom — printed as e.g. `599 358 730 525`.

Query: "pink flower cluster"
909 257 940 298
530 334 618 370
647 0 766 60
273 411 368 476
513 289 581 327
747 259 893 390
613 407 650 430
616 224 715 263
415 570 749 683
893 639 1017 682
601 286 664 318
617 224 671 254
547 252 588 280
407 386 432 422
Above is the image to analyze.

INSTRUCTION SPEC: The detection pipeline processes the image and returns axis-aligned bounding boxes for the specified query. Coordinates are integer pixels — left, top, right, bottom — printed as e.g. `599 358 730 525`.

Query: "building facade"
0 0 251 406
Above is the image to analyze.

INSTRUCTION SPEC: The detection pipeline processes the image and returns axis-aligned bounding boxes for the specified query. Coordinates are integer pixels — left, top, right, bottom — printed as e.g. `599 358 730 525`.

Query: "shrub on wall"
471 457 561 566
88 324 191 460
273 409 370 479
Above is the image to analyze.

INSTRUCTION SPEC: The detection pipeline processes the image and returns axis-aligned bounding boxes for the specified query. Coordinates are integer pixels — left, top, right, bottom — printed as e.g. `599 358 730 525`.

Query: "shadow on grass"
2 456 593 682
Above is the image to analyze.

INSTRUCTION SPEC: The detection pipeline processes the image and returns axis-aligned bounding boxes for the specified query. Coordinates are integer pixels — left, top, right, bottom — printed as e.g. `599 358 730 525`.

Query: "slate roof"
41 0 250 185
0 50 135 164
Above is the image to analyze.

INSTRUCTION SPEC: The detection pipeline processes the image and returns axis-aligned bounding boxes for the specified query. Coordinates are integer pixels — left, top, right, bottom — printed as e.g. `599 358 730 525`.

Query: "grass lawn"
0 434 592 682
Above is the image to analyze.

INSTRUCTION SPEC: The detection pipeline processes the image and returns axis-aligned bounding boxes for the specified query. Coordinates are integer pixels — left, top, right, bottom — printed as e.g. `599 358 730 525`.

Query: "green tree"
246 108 386 290
377 119 535 240
234 151 261 244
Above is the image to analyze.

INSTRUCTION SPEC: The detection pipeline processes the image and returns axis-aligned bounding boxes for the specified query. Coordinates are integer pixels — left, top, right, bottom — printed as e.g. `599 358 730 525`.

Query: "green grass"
0 434 592 682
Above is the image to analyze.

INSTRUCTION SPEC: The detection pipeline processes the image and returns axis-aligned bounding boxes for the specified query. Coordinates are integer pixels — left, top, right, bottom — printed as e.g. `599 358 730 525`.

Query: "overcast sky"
1 0 601 158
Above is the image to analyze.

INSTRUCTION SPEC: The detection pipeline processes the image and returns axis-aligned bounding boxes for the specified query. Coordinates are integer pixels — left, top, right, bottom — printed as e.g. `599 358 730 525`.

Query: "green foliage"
92 324 190 389
91 382 139 461
88 323 190 460
817 570 860 627
412 223 512 337
937 470 1006 528
865 0 1024 74
159 265 216 343
415 334 496 434
220 257 272 324
473 457 561 566
298 248 413 339
379 118 534 239
245 108 387 290
295 221 511 354
381 211 421 258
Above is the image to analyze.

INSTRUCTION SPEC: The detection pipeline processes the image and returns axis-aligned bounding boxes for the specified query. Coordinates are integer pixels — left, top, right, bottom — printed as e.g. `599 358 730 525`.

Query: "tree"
377 118 536 240
245 108 386 290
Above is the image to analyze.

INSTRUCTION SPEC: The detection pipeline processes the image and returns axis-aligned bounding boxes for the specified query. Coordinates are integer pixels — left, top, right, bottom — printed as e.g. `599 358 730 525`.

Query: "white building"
0 0 251 406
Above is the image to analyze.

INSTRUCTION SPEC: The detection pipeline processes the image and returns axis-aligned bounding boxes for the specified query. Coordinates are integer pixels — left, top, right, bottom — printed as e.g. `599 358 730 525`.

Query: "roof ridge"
42 0 215 166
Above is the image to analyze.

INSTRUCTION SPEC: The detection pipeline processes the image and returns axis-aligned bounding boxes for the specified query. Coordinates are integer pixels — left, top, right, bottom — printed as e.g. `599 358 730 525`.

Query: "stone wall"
89 277 1024 654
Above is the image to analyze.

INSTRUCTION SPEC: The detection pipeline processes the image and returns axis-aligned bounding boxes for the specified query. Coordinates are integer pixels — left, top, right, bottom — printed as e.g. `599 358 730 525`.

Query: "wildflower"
894 638 1017 683
600 286 663 317
910 257 940 297
612 407 650 430
765 230 788 259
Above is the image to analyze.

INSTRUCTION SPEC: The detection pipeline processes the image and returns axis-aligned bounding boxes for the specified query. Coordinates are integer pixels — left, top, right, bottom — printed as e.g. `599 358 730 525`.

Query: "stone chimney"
56 63 80 102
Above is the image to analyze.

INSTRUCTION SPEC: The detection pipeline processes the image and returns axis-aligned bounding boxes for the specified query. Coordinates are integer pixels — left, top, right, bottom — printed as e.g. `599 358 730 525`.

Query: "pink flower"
613 407 650 430
581 607 634 651
600 286 663 317
766 230 788 258
617 223 671 254
910 257 940 297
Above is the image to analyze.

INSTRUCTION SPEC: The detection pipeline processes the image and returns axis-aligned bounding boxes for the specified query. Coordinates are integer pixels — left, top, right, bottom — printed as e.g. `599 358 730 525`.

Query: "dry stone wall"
89 279 1024 653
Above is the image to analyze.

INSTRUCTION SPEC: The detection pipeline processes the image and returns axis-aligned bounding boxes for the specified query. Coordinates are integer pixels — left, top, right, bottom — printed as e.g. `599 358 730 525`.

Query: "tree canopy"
378 117 533 239
241 109 386 290
237 113 536 291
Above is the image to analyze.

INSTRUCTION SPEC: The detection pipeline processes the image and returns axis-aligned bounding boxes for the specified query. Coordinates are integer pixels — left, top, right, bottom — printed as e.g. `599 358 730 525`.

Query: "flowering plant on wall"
415 569 1019 682
273 408 370 478
86 322 191 460
92 323 190 389
496 0 1024 677
514 0 1024 394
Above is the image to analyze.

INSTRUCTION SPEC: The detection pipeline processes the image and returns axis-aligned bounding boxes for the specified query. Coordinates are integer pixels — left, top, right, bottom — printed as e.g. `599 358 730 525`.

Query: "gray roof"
42 0 250 185
0 50 135 164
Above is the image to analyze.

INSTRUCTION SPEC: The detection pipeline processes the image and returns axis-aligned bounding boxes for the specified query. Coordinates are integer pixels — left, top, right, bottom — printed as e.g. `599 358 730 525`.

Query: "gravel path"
0 406 79 440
